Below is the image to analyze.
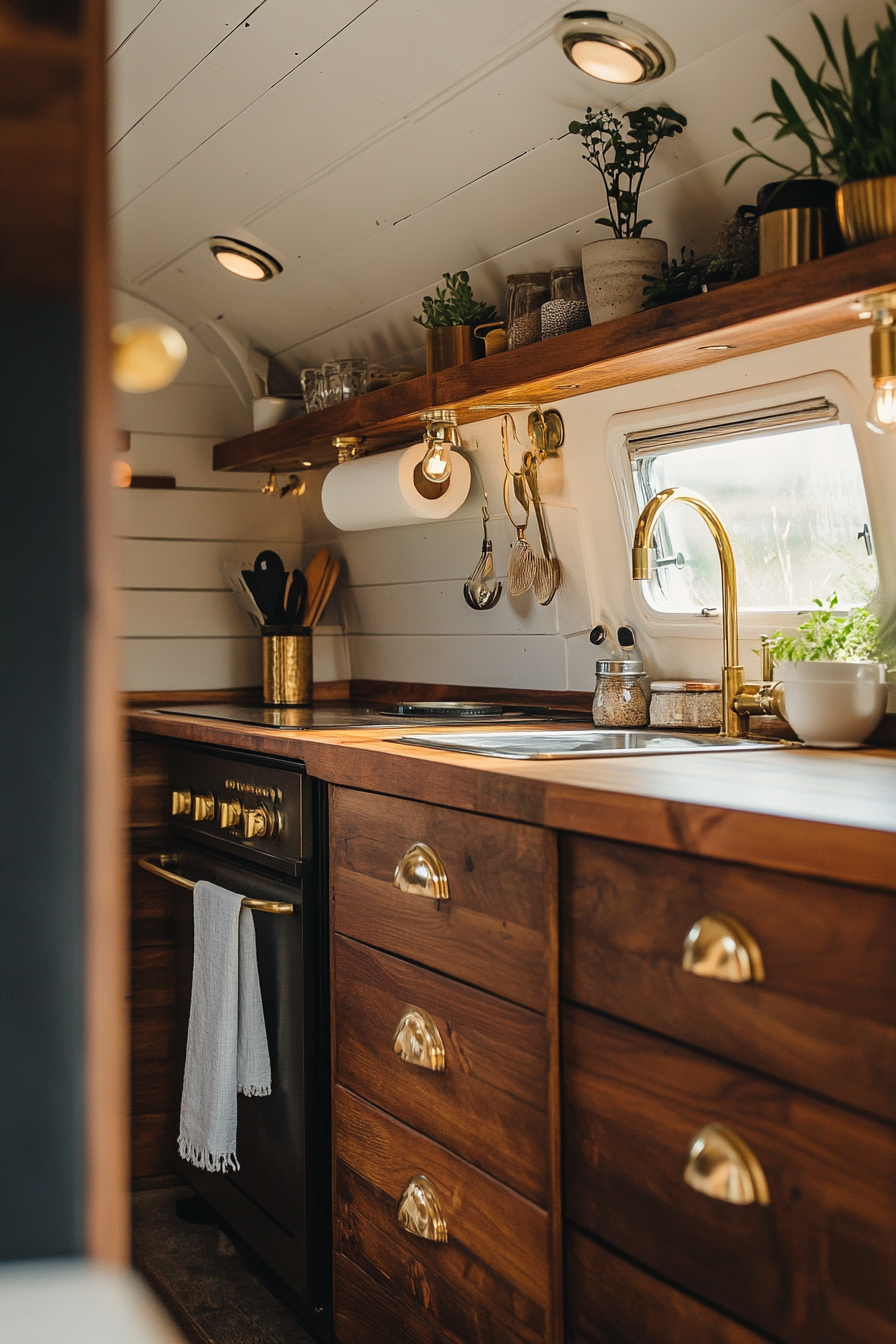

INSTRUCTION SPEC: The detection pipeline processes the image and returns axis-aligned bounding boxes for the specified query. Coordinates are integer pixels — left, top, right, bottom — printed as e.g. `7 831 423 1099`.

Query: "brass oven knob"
219 799 242 830
171 789 191 816
192 792 215 822
243 804 275 840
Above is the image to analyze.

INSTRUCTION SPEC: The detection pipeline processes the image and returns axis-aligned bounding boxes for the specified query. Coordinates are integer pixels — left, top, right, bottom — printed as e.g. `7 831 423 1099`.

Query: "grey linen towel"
178 880 271 1172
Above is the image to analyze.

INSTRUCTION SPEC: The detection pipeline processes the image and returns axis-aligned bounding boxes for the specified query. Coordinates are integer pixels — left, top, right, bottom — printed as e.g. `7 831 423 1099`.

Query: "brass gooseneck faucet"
632 487 785 737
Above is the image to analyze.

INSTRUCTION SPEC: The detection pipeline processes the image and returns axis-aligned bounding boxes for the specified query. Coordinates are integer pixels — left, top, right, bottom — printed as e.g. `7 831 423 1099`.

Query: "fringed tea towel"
178 881 271 1173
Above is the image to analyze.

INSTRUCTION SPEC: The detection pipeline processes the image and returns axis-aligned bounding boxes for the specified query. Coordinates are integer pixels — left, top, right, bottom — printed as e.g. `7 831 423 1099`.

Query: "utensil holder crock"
262 627 312 705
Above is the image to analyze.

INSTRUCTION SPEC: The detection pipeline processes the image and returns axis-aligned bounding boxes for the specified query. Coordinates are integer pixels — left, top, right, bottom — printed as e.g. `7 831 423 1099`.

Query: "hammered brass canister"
262 628 312 705
837 176 896 247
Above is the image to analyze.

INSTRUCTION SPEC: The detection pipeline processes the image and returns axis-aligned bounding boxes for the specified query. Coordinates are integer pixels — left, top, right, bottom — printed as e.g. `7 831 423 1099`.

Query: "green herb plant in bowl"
726 8 896 246
413 271 497 375
765 595 889 748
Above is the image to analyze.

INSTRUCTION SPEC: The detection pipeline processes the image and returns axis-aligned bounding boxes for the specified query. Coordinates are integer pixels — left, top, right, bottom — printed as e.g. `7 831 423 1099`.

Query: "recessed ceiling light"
555 10 673 84
698 344 736 352
209 236 282 281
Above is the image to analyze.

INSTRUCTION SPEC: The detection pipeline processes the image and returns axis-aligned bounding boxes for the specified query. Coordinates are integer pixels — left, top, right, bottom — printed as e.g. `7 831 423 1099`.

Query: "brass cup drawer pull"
396 1174 448 1242
393 1006 446 1073
393 842 449 902
684 1122 770 1206
681 912 765 983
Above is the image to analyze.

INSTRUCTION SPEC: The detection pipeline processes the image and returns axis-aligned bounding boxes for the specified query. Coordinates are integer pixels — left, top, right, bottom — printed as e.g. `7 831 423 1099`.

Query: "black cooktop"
152 702 588 731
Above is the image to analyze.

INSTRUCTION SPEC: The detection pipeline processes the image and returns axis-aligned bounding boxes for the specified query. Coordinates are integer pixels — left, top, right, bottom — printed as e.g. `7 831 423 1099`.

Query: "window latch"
655 551 687 569
857 523 873 555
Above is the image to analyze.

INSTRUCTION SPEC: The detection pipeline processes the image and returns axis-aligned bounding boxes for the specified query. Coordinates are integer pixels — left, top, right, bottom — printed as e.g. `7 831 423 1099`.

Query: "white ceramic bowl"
780 661 888 748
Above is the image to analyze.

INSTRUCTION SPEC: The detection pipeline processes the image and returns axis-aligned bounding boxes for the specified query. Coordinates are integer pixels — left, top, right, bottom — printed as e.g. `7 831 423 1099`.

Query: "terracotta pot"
581 237 668 324
836 176 896 247
425 325 474 374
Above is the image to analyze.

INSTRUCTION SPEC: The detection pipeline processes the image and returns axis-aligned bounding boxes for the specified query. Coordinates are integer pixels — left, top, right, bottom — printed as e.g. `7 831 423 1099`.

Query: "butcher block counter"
127 705 896 1344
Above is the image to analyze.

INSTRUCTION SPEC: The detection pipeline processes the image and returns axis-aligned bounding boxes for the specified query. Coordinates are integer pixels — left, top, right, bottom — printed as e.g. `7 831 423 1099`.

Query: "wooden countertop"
128 709 896 891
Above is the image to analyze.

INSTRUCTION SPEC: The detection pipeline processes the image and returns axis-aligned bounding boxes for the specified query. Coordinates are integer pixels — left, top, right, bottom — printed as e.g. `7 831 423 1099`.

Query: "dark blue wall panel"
0 298 84 1257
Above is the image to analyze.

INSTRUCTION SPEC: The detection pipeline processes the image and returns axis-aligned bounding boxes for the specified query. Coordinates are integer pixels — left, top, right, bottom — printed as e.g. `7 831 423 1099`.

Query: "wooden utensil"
306 557 340 627
301 548 330 622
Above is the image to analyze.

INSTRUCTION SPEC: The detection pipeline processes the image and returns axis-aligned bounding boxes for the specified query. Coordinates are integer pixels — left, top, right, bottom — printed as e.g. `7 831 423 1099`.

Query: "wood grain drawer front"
330 785 557 1011
334 935 550 1204
564 1006 896 1344
334 1086 555 1344
566 1226 765 1344
562 834 896 1121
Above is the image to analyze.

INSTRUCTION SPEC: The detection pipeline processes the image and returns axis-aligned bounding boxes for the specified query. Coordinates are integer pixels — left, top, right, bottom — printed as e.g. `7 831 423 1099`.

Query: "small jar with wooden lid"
649 681 722 729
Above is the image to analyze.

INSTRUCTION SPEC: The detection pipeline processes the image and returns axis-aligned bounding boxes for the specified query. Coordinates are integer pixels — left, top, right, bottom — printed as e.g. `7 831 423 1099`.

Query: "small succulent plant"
413 272 497 329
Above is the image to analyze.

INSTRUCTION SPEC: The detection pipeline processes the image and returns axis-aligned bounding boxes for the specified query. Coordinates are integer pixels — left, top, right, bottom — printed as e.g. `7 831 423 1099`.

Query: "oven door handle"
138 855 294 915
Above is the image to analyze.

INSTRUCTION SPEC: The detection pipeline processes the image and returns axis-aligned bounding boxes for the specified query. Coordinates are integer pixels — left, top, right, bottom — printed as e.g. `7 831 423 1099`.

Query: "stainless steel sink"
395 728 795 760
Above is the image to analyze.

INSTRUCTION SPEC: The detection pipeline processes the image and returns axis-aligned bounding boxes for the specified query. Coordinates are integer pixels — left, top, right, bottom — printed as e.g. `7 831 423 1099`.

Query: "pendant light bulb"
111 320 188 393
867 378 896 433
421 441 452 483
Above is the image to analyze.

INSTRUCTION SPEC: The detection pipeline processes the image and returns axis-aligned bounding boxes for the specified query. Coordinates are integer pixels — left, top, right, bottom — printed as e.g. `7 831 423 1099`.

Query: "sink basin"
395 728 795 760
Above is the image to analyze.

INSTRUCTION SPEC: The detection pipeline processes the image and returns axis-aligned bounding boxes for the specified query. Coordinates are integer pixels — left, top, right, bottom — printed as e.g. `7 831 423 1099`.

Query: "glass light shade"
867 378 896 433
111 321 187 393
568 36 645 82
214 250 268 280
421 442 452 483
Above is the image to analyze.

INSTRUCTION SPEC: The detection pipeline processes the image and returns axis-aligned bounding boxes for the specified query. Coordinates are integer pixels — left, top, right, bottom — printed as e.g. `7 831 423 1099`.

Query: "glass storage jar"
505 272 551 350
592 657 649 727
541 267 589 339
649 681 722 729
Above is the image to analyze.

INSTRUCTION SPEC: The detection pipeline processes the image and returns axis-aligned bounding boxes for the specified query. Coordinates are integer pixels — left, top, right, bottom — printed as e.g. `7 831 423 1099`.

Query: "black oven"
141 743 330 1340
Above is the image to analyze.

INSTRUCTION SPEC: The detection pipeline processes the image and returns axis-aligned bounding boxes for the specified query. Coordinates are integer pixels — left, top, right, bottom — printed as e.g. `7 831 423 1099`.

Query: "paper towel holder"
333 435 366 463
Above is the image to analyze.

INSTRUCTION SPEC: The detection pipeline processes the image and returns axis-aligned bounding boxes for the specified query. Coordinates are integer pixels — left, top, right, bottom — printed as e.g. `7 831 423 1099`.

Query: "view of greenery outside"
633 423 878 612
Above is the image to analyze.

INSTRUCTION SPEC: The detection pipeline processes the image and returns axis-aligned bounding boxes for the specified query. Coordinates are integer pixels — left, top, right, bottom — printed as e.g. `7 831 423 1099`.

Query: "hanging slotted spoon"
522 450 561 605
463 494 502 609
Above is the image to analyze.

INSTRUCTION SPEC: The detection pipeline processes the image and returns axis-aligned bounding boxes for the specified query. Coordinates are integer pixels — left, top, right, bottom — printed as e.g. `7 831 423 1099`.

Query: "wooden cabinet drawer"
334 1085 555 1344
566 1225 764 1344
330 785 556 1011
334 934 550 1204
564 1006 896 1344
562 834 896 1120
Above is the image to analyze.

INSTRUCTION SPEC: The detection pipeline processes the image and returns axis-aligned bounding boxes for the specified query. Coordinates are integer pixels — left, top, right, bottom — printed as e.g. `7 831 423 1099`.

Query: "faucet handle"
760 635 774 683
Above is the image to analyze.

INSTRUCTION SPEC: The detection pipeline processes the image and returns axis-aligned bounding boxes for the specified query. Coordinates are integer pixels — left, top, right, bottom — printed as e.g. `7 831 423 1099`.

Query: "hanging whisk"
502 415 538 597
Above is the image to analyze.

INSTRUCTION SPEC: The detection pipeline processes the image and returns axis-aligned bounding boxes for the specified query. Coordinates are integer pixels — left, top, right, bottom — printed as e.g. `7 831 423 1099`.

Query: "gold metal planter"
425 325 474 374
837 176 896 247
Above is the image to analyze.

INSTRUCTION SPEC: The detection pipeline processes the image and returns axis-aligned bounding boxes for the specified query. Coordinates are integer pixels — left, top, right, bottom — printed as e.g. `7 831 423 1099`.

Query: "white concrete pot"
780 660 888 748
581 236 668 324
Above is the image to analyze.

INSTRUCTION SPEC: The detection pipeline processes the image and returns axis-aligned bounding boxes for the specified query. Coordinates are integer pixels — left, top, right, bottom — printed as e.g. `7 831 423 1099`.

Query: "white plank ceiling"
109 0 885 387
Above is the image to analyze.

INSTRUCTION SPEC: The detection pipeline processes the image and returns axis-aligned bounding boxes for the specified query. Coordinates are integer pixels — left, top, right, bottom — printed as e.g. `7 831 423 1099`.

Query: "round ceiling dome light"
556 10 674 84
209 236 282 281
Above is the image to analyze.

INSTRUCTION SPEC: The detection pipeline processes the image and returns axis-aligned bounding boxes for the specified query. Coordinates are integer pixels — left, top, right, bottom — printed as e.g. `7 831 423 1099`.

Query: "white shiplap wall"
114 292 309 692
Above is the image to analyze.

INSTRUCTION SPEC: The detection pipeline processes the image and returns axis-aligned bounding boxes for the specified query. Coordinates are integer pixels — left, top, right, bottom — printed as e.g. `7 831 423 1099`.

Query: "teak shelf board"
213 237 896 473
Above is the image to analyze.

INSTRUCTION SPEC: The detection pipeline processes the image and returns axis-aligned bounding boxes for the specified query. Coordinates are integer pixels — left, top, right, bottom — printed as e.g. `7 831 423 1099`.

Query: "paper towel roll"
321 441 471 531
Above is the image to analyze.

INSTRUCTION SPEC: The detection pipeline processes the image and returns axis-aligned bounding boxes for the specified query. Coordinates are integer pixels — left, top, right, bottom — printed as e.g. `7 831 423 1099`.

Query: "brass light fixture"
555 10 674 84
864 292 896 434
419 409 462 484
209 236 282 281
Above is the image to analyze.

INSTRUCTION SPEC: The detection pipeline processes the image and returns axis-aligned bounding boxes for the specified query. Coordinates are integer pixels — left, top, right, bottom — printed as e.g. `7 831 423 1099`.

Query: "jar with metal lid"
649 680 722 729
592 656 649 728
541 267 589 339
505 272 551 350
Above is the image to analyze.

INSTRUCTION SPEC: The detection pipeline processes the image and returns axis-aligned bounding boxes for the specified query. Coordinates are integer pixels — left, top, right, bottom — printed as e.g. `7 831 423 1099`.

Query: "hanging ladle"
463 494 502 610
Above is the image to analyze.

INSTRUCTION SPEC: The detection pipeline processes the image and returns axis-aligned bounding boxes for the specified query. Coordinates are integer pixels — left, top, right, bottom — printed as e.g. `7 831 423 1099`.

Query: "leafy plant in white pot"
766 595 890 748
568 104 686 323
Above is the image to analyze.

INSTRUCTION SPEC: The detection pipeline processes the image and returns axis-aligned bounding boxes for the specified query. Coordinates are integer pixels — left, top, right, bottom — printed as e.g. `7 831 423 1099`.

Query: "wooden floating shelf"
213 237 896 474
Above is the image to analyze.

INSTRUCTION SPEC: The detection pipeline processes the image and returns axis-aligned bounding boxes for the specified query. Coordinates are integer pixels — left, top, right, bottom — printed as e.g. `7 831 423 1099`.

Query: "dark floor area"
133 1185 317 1344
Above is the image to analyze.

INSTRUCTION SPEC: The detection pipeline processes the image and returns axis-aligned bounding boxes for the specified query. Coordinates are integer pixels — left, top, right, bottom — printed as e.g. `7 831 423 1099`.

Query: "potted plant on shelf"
726 8 896 247
413 271 497 374
568 103 687 323
766 594 890 747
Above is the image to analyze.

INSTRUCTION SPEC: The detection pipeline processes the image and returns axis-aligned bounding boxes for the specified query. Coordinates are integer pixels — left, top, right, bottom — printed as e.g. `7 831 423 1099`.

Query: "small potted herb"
726 9 896 247
765 594 889 747
413 271 497 374
567 104 686 322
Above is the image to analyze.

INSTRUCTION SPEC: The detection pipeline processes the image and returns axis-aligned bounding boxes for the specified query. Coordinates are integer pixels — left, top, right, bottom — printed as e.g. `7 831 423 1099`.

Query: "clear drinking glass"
300 367 325 414
505 272 551 350
323 358 368 404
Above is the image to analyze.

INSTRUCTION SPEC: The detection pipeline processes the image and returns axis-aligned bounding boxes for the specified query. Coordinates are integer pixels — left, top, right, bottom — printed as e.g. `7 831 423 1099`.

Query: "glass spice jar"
505 272 551 350
649 681 722 729
541 267 590 339
592 656 649 728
